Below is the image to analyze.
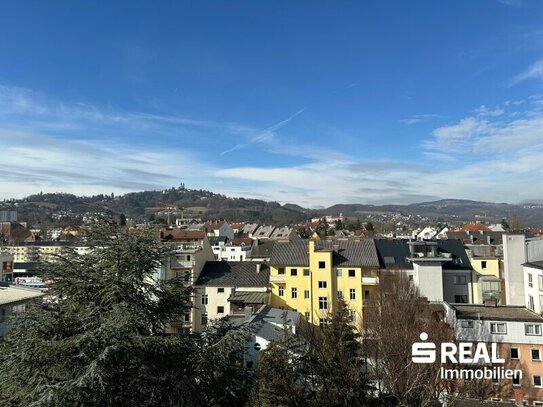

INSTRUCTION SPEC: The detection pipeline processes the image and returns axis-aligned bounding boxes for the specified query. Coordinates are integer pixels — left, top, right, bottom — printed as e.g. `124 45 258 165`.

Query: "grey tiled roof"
195 261 269 287
316 240 380 267
270 240 309 266
374 239 413 270
452 304 543 323
248 240 275 259
270 239 380 268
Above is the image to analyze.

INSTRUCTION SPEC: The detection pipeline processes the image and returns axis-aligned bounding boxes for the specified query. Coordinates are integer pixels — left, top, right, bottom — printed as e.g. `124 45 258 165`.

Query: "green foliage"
0 222 253 407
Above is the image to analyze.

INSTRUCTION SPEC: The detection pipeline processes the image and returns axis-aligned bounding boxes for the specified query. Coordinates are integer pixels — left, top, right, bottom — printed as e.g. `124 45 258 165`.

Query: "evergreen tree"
0 221 193 407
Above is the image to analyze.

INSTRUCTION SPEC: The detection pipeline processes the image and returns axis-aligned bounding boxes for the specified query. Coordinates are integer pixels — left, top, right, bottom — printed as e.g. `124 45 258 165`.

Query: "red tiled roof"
160 229 205 240
459 223 491 232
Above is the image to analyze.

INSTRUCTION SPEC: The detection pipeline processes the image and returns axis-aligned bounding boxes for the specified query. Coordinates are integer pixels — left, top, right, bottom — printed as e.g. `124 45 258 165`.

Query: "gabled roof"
159 229 205 241
436 239 472 270
208 236 228 246
195 261 270 287
452 304 543 323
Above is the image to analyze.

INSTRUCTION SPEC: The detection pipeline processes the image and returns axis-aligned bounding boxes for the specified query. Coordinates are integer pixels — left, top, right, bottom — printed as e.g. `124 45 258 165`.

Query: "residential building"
202 221 234 239
445 303 543 405
252 225 276 240
467 245 505 305
1 242 89 263
193 261 270 332
209 237 252 261
375 239 474 304
270 226 296 241
269 239 380 327
241 223 259 237
523 261 543 314
245 306 302 368
0 283 44 337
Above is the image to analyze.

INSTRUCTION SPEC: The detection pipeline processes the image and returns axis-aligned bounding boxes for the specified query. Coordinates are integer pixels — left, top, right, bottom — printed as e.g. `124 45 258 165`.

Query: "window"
319 297 328 310
539 274 543 291
278 286 284 297
201 313 208 326
291 287 297 299
529 295 535 311
278 267 285 275
363 269 372 277
454 275 467 285
490 322 507 334
319 261 325 269
512 372 521 387
318 281 327 289
337 290 343 299
303 268 310 276
364 290 370 302
350 311 357 323
481 261 487 269
348 269 356 278
454 295 468 303
532 349 541 361
529 273 533 288
183 312 190 322
319 318 327 327
304 312 310 320
291 268 298 276
534 375 542 388
201 294 208 305
218 287 224 293
510 348 520 360
304 290 310 299
350 288 356 300
525 324 542 336
217 306 224 314
336 269 342 277
461 320 474 328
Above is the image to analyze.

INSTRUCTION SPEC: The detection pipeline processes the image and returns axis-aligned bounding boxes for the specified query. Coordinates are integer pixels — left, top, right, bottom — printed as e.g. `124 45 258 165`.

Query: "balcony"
362 276 379 285
171 260 194 269
270 274 286 283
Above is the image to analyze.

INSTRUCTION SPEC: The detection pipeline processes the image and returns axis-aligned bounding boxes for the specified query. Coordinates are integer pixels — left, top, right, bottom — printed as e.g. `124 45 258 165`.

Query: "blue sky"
1 1 543 207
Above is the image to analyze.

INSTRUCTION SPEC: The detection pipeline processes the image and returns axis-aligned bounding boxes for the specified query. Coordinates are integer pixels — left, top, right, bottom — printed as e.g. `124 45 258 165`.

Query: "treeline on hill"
0 188 312 228
0 223 493 406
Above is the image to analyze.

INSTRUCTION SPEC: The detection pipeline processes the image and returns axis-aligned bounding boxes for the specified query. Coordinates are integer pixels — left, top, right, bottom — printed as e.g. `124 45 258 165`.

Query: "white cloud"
399 114 441 125
510 57 543 86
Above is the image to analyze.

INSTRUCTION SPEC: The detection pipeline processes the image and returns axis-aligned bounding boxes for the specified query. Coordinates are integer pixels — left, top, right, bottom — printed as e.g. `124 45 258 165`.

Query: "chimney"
332 244 339 253
484 297 498 307
256 263 261 274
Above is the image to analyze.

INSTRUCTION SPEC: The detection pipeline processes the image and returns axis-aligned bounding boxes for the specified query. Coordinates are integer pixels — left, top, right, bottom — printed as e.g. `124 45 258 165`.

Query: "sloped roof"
436 239 472 270
452 304 543 322
208 236 228 246
228 291 268 304
0 285 44 306
374 239 414 270
248 240 275 259
459 223 491 232
316 240 380 267
523 260 543 270
270 239 379 268
270 240 309 266
195 261 269 287
160 229 205 241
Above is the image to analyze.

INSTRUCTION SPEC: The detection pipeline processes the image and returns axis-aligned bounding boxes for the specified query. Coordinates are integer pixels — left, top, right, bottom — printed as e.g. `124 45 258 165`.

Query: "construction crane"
145 204 184 226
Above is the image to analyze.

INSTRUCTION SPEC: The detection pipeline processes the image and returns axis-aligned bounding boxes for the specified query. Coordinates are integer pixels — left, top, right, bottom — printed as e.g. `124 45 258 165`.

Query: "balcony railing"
270 274 286 283
362 276 379 285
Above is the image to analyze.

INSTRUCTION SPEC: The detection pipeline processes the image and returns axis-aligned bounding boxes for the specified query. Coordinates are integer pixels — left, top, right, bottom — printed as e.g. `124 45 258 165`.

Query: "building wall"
524 265 543 314
503 234 527 306
442 269 473 303
413 262 444 302
471 257 504 304
269 240 379 327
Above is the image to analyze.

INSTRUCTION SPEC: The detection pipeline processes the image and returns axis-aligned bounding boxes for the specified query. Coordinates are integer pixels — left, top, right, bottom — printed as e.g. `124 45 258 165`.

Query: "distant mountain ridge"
1 188 543 227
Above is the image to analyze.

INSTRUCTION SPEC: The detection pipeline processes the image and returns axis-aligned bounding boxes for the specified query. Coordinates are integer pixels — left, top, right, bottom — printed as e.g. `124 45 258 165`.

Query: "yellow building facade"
469 256 505 304
269 239 380 327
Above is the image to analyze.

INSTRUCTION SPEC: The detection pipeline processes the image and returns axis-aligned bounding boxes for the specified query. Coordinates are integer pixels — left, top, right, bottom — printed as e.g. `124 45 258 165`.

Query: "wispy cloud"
497 0 523 7
399 114 441 125
509 57 543 86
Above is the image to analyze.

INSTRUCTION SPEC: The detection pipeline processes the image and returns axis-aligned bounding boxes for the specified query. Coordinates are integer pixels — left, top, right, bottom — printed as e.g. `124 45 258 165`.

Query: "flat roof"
452 304 543 323
0 285 44 306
